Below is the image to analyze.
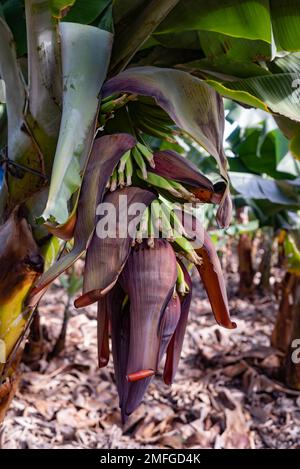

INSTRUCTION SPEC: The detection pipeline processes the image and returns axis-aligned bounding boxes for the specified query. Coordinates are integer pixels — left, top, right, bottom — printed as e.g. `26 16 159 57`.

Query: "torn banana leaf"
103 66 232 226
40 22 113 225
30 134 136 298
75 186 156 308
0 18 44 205
157 0 271 43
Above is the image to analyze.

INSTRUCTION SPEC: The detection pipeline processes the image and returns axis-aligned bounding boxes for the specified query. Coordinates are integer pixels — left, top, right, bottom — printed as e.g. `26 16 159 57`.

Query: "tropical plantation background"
0 0 300 449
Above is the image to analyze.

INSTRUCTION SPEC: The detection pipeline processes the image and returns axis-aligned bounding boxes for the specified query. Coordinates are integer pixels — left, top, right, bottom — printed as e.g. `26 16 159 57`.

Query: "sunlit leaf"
208 73 300 122
181 57 270 81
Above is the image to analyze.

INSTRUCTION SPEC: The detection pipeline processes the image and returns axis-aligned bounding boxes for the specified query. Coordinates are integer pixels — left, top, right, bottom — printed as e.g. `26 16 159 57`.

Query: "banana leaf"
0 17 44 205
40 22 113 225
62 0 111 24
208 73 300 123
50 0 75 18
271 0 300 52
0 209 43 371
231 126 300 180
157 0 271 43
25 0 62 173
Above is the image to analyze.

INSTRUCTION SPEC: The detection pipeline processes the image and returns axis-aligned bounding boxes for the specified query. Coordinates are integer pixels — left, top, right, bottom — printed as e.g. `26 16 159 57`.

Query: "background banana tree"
188 104 300 388
1 0 300 421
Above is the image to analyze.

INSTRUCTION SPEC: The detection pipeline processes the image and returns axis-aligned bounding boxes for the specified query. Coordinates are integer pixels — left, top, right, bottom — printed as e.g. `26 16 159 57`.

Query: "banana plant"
1 0 300 422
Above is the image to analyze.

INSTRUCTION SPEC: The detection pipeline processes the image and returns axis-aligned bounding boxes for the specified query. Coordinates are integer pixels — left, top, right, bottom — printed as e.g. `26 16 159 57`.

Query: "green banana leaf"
110 0 181 74
208 73 300 123
157 0 271 43
271 0 300 52
197 30 271 62
231 126 300 179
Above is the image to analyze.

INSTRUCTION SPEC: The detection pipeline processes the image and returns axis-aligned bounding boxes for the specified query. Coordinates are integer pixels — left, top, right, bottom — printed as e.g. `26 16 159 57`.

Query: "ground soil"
1 262 300 449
